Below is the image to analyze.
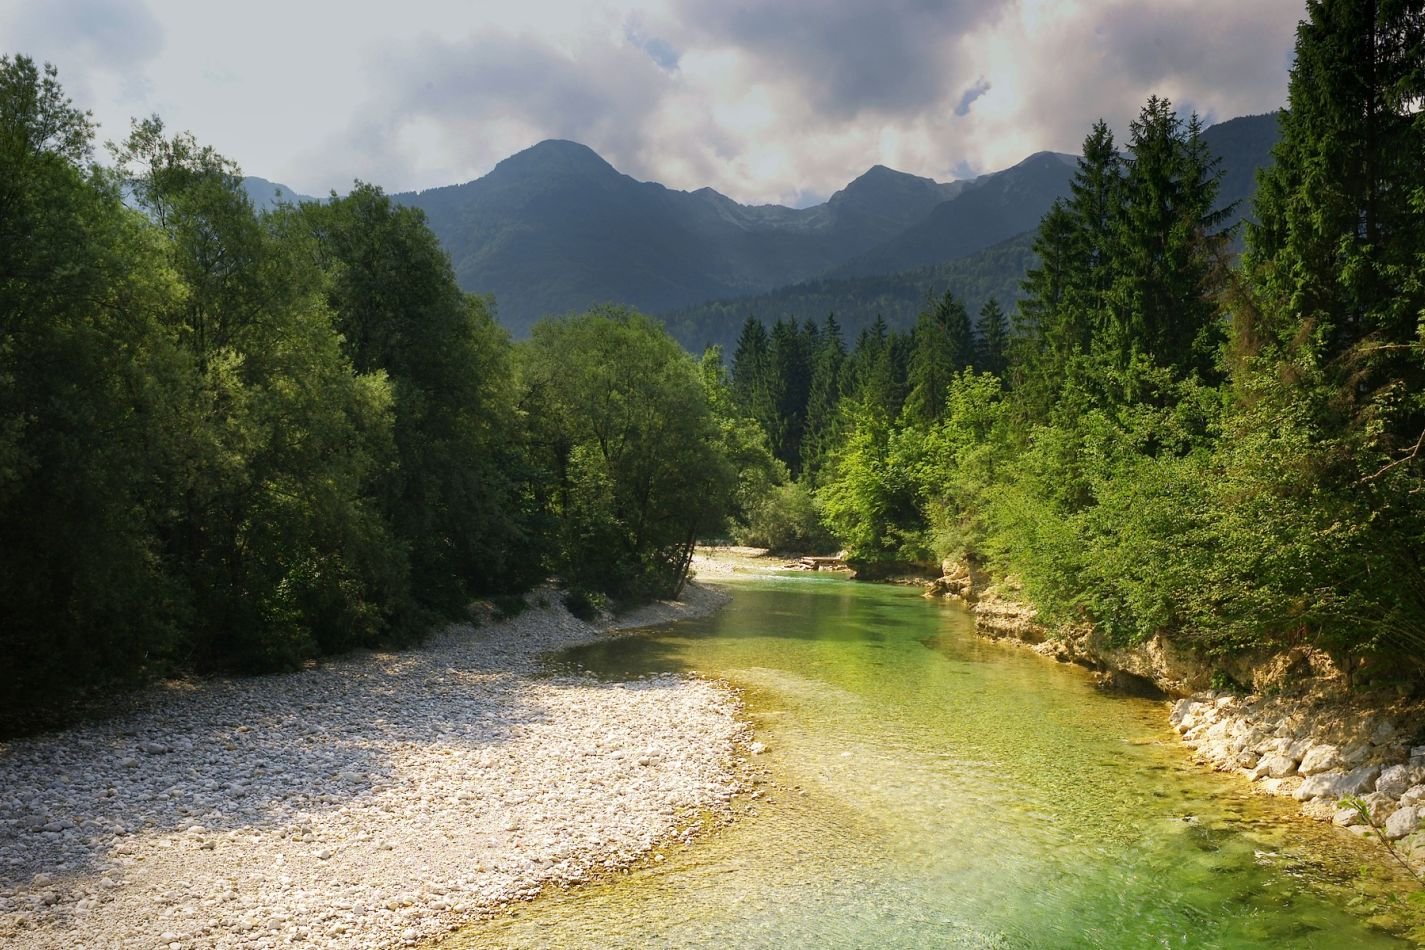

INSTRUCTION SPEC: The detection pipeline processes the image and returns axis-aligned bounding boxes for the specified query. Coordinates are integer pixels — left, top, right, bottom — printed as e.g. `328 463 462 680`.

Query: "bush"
734 482 837 554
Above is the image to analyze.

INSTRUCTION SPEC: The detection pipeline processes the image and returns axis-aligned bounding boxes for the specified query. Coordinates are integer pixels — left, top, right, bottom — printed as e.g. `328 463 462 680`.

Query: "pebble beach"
0 583 742 949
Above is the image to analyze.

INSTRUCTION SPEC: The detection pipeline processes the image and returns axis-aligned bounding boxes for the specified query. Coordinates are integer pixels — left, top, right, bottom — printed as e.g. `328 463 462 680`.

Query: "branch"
1361 426 1425 483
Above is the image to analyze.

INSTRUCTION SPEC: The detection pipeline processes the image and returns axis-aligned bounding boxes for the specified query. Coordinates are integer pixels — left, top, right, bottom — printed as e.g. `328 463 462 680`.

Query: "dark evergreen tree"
768 318 814 475
1012 201 1080 421
802 314 847 483
976 298 1010 378
904 291 975 426
1104 98 1229 393
1247 0 1425 447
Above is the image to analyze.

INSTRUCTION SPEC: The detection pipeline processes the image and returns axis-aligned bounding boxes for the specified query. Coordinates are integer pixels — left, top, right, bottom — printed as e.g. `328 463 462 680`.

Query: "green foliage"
301 185 542 609
519 308 739 601
0 57 189 718
734 481 837 554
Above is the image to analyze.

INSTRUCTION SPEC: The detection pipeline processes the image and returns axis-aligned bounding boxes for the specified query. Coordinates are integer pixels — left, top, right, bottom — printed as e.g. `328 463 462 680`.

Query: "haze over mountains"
243 112 1280 343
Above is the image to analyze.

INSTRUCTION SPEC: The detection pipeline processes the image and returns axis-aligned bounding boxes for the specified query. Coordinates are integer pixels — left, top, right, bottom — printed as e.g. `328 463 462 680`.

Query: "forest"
729 3 1425 686
2 0 1422 732
0 55 769 731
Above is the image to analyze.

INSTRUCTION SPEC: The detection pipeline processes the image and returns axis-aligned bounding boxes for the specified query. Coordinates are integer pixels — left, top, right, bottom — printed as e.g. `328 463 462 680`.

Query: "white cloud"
0 0 1304 203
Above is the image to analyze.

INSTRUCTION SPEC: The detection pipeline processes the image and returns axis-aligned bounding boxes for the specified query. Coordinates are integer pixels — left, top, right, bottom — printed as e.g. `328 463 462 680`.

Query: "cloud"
669 0 1008 119
320 28 674 194
954 78 991 117
13 0 164 70
9 0 1306 205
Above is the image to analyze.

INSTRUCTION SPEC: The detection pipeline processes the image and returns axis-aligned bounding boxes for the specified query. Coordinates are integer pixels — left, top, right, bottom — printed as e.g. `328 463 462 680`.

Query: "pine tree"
1104 98 1228 394
1247 0 1425 446
802 314 847 483
904 291 974 426
976 299 1009 378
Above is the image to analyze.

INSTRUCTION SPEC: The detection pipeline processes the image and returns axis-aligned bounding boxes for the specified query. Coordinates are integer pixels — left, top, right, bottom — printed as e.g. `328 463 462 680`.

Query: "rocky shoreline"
0 583 745 949
928 560 1425 875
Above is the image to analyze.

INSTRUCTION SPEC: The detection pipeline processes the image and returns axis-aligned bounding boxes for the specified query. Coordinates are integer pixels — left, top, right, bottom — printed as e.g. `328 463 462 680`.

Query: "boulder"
1376 763 1413 800
1252 753 1299 780
1169 698 1195 728
1385 805 1421 841
1298 744 1344 776
1294 764 1381 801
1401 784 1425 808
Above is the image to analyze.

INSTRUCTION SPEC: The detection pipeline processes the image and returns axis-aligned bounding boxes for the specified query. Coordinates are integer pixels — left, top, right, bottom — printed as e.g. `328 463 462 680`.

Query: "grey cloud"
675 0 1008 118
15 0 164 71
954 77 990 116
1094 3 1294 111
330 30 674 190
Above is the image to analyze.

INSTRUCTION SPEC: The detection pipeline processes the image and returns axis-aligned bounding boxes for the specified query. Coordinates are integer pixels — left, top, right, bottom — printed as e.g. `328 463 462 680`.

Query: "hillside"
666 112 1281 352
243 112 1280 340
662 232 1036 354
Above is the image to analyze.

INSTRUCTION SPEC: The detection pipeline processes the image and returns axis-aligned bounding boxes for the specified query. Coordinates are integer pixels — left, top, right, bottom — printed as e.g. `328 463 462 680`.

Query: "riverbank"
0 583 744 949
928 564 1425 877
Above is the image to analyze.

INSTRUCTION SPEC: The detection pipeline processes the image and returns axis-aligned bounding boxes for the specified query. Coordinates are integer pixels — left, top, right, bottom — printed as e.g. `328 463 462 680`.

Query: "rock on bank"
0 584 743 949
925 561 1425 871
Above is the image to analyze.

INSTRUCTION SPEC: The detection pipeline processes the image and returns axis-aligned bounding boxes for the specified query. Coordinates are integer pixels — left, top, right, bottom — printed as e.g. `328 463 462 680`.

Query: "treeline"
729 2 1425 683
0 56 757 730
662 233 1034 357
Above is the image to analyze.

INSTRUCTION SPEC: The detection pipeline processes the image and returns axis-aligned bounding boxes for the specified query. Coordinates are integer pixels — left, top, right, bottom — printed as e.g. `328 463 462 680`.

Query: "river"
440 572 1421 948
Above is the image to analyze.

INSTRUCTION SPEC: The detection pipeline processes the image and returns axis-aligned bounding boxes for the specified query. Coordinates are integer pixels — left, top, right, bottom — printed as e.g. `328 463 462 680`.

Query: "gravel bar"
0 583 742 949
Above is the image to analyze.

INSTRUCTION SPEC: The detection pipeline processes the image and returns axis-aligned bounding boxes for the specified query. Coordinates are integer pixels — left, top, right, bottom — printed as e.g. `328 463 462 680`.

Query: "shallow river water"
443 573 1421 948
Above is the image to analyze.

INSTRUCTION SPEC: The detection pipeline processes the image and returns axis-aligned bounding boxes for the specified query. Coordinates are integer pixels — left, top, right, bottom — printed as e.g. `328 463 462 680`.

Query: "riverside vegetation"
727 0 1425 688
0 54 780 733
720 0 1425 872
3 0 1424 920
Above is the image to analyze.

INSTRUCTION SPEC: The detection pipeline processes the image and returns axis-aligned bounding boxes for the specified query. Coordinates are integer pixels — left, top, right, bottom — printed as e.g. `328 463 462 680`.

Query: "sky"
2 0 1303 207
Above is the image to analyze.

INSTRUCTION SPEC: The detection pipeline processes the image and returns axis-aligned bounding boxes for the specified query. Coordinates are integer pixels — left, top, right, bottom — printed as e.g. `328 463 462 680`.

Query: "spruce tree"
802 314 846 483
1247 0 1425 446
905 291 974 426
976 299 1009 378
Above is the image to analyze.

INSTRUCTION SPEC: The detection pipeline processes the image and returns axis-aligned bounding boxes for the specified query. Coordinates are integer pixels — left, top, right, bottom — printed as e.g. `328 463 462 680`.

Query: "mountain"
391 140 971 335
662 113 1283 354
830 152 1076 278
1199 112 1281 239
663 232 1037 356
242 177 318 212
245 112 1280 338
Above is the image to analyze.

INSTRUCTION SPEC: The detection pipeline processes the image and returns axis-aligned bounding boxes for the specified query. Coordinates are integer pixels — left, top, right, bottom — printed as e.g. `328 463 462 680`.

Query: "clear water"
441 574 1422 948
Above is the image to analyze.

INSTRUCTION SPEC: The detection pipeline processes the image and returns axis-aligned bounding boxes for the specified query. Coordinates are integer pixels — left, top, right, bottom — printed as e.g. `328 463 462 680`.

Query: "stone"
1370 719 1398 746
1333 806 1362 827
1298 744 1343 775
1385 806 1421 841
1253 753 1298 780
1169 699 1194 728
1340 741 1372 767
1294 765 1381 801
1377 764 1413 800
1401 784 1425 808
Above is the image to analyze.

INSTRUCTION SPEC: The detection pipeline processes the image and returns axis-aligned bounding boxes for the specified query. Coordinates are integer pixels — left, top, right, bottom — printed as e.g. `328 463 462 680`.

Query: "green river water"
445 572 1422 948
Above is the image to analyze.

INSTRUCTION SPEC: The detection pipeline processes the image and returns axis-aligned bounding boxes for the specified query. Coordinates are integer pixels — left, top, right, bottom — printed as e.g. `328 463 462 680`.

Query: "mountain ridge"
244 112 1280 337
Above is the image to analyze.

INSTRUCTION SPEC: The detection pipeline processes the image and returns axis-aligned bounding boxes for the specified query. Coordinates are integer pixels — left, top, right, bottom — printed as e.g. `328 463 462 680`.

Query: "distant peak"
494 139 617 177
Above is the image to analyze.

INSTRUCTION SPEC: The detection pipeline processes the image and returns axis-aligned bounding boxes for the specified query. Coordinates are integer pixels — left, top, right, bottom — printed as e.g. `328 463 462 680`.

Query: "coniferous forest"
3 0 1424 732
727 5 1425 685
